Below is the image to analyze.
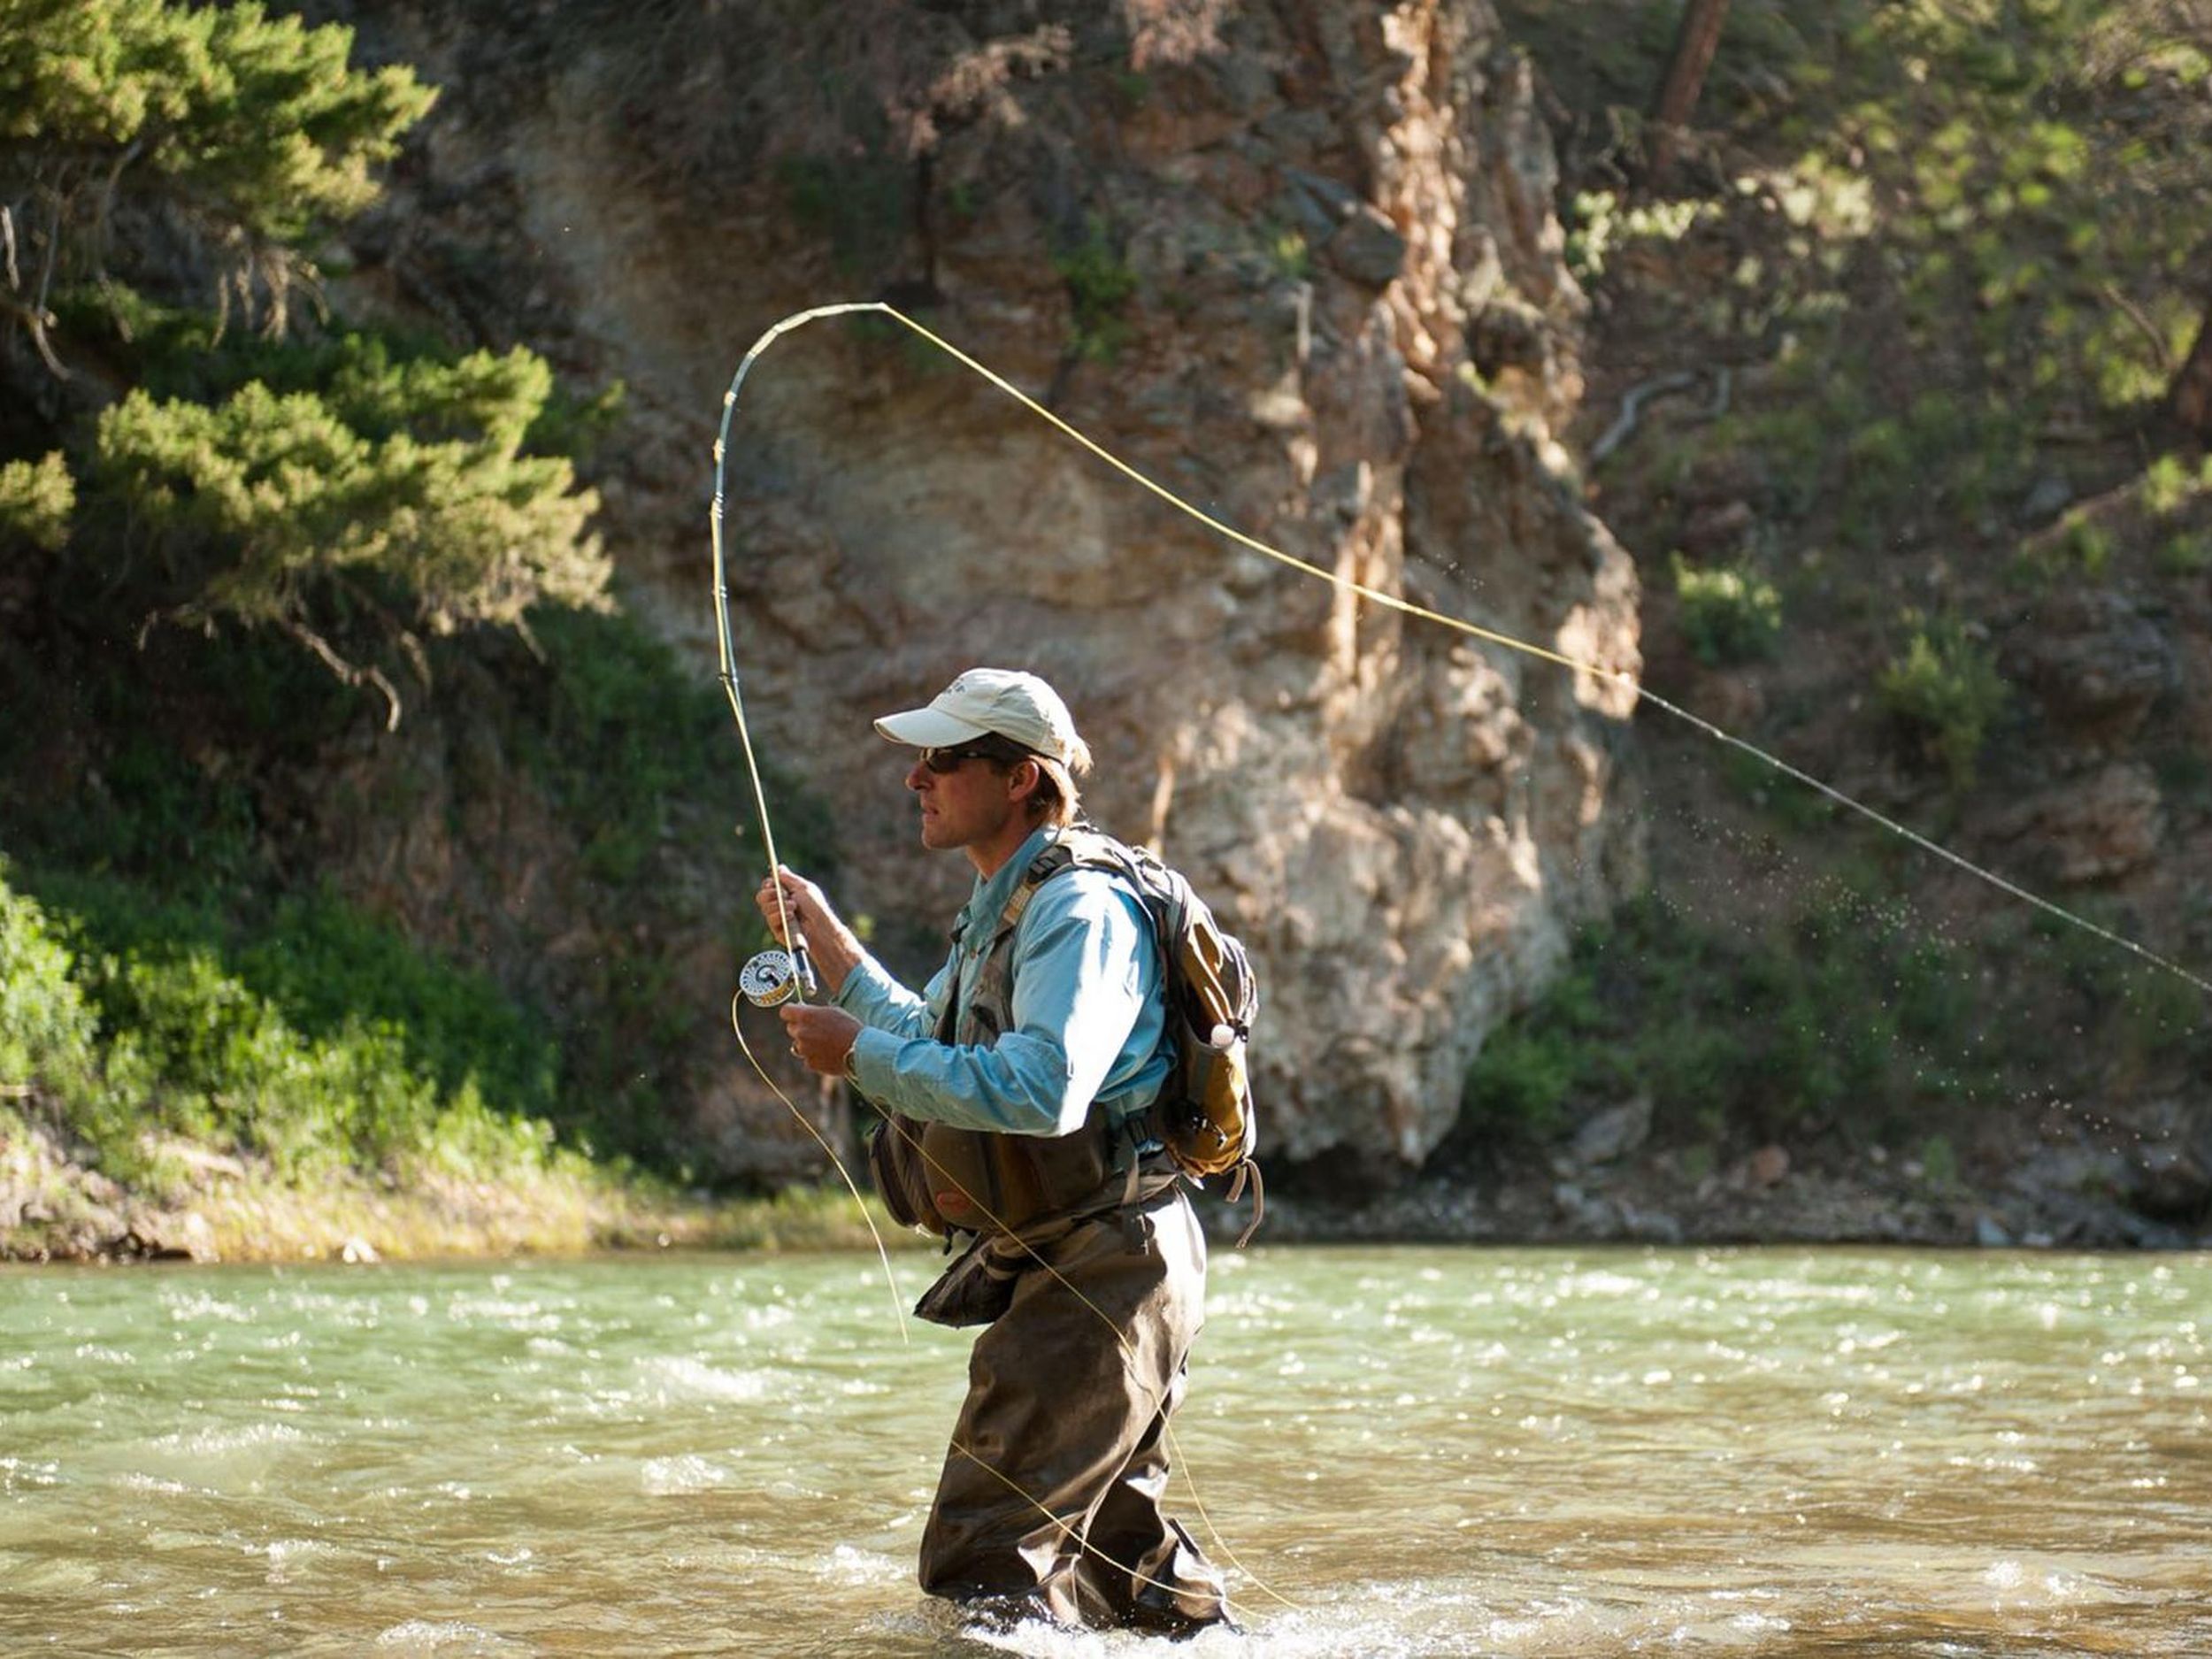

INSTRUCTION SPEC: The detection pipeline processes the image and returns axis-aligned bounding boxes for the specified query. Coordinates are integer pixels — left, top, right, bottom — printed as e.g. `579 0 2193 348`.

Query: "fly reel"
739 948 811 1007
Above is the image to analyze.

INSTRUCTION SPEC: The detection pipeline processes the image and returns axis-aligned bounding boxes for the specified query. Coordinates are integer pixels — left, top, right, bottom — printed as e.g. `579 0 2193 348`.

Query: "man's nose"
904 757 929 791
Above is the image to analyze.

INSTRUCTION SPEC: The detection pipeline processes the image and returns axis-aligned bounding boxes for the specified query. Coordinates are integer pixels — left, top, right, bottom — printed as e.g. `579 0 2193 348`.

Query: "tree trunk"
1647 0 1732 183
2174 296 2212 436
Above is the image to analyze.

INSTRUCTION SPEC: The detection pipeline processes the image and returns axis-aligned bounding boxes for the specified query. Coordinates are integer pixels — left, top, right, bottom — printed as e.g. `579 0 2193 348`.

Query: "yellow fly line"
712 302 2209 997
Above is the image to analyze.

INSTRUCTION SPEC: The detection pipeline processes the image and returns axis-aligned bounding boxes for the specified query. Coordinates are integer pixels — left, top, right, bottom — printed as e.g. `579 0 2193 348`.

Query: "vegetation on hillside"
1470 0 2212 1199
1 1 826 1256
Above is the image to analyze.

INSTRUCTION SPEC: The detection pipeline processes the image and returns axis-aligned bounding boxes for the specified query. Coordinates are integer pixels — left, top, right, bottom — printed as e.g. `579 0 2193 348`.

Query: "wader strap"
933 873 1048 1044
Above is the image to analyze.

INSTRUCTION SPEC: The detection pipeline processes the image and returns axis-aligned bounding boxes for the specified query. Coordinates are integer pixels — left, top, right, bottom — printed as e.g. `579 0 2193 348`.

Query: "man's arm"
833 951 940 1040
842 871 1154 1136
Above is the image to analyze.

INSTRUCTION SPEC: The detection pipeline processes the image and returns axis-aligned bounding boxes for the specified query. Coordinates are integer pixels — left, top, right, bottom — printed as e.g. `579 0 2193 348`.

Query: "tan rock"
334 0 1644 1177
1993 762 2166 884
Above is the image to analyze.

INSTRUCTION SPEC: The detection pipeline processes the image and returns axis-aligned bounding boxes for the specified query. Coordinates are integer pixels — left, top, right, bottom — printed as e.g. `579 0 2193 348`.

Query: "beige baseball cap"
873 667 1091 772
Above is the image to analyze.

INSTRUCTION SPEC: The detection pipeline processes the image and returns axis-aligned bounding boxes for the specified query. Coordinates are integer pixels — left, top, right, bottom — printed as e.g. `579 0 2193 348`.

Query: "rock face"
336 1 1642 1177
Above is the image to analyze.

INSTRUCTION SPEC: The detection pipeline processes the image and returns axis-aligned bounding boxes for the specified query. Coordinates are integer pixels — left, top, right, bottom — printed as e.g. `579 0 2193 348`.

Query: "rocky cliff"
319 0 1643 1180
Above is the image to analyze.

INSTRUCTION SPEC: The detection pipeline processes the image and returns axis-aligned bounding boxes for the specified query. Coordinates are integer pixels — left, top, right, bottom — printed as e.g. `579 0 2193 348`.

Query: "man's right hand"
752 865 860 995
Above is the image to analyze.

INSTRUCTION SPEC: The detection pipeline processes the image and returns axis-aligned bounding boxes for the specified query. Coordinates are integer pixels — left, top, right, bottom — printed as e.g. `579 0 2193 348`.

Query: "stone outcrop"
1990 761 2168 885
2004 588 2179 747
332 1 1642 1178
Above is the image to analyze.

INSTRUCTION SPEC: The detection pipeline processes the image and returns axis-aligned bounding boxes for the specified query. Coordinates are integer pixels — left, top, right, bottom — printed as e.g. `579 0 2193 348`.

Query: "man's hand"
754 865 830 945
751 865 861 995
780 1002 862 1077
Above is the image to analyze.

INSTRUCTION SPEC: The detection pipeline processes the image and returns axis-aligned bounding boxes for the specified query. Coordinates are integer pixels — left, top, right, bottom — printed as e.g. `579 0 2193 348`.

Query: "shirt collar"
956 824 1059 946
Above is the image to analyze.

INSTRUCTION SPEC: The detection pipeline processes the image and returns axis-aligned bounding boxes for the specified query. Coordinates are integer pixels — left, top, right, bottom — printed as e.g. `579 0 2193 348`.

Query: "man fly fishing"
756 667 1233 1636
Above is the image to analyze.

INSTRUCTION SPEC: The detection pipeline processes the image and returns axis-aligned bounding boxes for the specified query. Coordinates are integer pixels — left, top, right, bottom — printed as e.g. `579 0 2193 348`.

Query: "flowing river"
3 1245 2207 1656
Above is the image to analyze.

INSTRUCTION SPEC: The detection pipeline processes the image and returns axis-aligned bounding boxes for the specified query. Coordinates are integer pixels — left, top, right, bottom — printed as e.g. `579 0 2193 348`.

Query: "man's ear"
1005 757 1041 806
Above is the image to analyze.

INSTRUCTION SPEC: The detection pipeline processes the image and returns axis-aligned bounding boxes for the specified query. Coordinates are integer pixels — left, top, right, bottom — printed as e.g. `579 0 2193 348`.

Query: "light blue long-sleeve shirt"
834 826 1171 1137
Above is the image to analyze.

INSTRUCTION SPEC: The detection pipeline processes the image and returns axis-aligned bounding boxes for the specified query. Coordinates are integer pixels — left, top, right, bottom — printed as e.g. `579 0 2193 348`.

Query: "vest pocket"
867 1114 946 1234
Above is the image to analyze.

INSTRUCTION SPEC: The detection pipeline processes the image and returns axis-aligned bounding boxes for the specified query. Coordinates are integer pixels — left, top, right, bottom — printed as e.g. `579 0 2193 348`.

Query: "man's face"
904 748 1027 856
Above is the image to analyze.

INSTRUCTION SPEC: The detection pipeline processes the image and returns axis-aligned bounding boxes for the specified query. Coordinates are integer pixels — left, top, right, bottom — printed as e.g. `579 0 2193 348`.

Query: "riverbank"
21 1137 2203 1269
1244 1135 2212 1253
15 1087 2211 1263
0 1112 910 1265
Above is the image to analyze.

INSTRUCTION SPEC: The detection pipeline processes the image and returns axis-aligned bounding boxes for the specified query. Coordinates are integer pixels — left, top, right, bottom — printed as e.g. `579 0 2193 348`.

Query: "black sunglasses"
920 738 1033 774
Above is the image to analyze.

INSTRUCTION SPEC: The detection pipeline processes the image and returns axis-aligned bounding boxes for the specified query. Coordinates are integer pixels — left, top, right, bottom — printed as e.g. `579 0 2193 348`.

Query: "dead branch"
2101 282 2177 375
275 615 405 732
1591 370 1698 463
334 573 434 690
1 292 72 379
31 190 61 318
89 139 142 280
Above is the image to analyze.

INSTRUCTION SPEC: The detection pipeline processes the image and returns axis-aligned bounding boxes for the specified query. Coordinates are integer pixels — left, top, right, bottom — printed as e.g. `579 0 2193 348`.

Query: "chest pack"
864 825 1263 1243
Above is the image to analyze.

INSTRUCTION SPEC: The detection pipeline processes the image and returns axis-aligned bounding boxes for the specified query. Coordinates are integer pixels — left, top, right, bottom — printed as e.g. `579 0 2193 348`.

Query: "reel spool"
739 949 805 1007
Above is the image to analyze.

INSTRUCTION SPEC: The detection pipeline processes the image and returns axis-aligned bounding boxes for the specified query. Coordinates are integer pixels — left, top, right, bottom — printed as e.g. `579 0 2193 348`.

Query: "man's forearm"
803 918 864 997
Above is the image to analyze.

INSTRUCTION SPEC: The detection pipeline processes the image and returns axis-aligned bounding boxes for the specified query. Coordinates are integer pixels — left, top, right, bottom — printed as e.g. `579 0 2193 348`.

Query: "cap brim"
874 707 989 748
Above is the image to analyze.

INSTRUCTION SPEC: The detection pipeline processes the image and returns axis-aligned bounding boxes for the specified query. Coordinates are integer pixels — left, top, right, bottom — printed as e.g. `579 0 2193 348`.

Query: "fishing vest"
867 832 1161 1239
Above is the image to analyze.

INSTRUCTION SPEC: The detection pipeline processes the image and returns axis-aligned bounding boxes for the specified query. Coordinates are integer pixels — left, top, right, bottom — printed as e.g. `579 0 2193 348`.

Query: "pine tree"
0 0 607 719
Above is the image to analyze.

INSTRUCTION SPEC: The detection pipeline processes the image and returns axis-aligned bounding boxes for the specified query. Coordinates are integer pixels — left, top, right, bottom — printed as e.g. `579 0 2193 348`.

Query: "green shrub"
1671 552 1784 664
522 605 833 893
1565 189 1717 281
23 868 571 1182
0 866 102 1107
0 454 73 550
776 151 913 279
92 355 610 643
1054 215 1139 362
1266 226 1311 283
2158 531 2211 574
0 0 434 247
1461 1023 1578 1141
2140 452 2200 517
1878 613 2008 787
2056 511 2115 575
1916 1133 1960 1188
1455 886 1995 1159
9 0 603 706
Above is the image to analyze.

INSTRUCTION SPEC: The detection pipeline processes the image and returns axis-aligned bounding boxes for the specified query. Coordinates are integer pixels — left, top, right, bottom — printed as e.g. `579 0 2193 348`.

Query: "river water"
3 1246 2207 1657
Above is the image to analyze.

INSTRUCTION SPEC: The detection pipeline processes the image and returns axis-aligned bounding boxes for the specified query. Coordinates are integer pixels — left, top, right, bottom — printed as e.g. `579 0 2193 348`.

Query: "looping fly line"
714 301 2209 999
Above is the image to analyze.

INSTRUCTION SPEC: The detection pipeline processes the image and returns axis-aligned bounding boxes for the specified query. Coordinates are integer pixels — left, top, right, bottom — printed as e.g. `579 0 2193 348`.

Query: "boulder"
2004 589 2178 743
1991 762 2165 883
1568 1094 1653 1168
1326 204 1410 288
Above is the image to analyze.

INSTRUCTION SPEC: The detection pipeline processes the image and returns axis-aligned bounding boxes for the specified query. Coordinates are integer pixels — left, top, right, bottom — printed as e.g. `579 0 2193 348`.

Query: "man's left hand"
780 1003 861 1077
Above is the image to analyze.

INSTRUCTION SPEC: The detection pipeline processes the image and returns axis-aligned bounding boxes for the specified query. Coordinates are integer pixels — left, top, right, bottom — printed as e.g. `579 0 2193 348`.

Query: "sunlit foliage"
0 452 73 550
3 0 604 704
0 0 434 243
93 352 607 641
